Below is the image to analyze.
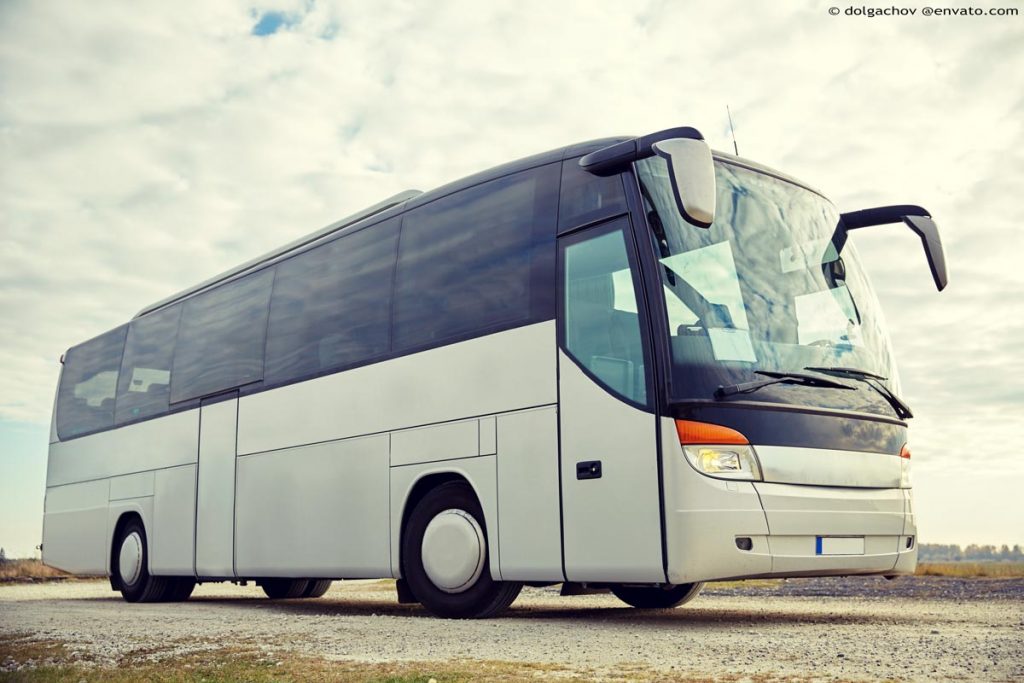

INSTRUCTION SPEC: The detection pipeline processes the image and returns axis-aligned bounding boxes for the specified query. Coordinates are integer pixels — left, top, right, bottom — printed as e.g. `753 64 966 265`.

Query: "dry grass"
0 561 71 583
915 561 1024 578
0 636 817 683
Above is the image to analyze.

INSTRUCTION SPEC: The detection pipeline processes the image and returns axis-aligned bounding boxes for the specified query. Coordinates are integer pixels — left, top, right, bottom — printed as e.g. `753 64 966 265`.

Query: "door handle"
576 460 602 480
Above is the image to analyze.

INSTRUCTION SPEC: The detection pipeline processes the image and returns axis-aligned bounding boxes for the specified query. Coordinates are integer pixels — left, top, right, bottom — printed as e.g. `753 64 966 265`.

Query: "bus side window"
170 269 275 403
56 325 127 439
264 218 400 385
562 222 648 405
115 305 181 425
558 159 627 232
393 164 559 352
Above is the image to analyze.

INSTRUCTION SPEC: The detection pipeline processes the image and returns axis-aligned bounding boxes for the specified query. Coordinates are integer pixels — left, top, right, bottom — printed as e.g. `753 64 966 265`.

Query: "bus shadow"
173 596 905 627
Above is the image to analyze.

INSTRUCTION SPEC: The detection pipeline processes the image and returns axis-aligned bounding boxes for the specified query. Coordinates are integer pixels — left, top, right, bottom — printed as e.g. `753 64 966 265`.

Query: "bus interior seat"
568 273 643 395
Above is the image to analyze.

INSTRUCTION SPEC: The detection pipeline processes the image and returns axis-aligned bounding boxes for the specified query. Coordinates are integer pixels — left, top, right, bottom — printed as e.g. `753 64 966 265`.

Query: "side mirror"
839 205 948 291
651 138 717 229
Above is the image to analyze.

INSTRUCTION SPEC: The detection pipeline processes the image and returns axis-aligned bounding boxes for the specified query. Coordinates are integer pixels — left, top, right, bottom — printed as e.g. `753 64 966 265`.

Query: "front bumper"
662 424 917 583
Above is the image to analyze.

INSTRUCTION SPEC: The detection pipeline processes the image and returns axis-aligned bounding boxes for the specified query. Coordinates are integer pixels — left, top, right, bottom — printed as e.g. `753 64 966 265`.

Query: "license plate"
816 536 865 555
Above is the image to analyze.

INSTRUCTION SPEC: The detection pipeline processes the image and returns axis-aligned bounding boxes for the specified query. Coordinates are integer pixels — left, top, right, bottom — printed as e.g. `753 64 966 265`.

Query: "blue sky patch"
251 10 297 36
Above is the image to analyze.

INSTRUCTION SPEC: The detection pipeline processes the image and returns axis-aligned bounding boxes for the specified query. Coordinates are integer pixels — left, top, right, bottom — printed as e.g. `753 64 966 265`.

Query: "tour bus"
43 126 947 618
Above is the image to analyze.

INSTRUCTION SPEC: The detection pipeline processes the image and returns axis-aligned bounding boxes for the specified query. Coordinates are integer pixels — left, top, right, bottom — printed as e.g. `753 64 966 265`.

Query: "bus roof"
133 135 818 319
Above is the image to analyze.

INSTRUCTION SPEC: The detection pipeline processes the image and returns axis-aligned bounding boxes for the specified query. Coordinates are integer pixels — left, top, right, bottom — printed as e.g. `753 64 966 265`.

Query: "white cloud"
1 0 1021 543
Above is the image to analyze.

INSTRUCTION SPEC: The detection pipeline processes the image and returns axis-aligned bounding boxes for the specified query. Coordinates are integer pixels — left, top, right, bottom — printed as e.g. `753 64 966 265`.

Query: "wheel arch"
399 471 477 548
391 461 499 581
106 502 152 587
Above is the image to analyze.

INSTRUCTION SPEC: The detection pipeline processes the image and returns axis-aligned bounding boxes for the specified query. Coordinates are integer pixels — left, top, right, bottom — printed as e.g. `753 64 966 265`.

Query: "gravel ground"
1 577 1022 681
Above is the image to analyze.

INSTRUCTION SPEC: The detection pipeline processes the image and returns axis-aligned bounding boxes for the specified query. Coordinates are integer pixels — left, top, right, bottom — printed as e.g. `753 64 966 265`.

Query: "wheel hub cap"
119 531 143 586
421 509 485 594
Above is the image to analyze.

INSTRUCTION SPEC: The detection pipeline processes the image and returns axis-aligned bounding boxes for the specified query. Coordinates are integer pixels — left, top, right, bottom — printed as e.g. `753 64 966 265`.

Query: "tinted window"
171 269 274 403
56 325 127 439
558 159 627 231
394 164 559 351
562 221 648 405
115 305 181 424
265 219 399 385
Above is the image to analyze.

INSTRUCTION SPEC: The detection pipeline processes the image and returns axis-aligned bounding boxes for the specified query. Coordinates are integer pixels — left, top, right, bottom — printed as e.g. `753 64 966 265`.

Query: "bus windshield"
636 155 903 417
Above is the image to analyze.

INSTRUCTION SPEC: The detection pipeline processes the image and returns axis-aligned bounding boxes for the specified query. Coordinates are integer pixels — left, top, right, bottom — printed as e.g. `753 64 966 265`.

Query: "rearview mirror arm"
577 126 705 176
838 205 949 291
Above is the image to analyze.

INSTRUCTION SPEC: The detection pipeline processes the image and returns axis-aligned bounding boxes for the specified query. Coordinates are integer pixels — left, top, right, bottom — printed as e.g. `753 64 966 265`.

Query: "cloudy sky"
1 1 1022 557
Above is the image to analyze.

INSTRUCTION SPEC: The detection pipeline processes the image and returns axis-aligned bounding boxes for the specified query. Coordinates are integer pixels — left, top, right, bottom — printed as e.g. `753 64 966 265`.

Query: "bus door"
194 391 239 578
557 216 665 583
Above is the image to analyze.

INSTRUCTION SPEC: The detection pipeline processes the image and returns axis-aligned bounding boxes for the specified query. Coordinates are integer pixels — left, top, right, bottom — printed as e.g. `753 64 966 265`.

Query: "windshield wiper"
715 370 856 399
804 366 914 419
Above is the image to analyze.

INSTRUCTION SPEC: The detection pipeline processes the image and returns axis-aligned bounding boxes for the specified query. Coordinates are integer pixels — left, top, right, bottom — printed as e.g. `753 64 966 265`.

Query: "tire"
261 579 310 599
114 518 170 603
302 580 333 598
163 578 196 602
401 481 522 619
611 582 704 609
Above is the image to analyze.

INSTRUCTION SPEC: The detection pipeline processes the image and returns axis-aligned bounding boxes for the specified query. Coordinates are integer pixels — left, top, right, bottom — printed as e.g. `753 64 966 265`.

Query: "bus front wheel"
402 481 522 618
610 583 704 609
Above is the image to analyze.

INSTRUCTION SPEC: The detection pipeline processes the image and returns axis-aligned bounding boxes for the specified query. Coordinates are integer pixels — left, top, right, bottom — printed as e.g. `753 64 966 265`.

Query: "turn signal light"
675 419 749 445
899 443 912 488
676 420 761 481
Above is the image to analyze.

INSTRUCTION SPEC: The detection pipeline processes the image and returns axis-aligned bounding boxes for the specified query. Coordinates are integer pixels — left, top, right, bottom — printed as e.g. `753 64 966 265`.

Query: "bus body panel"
236 322 556 456
558 352 663 583
109 471 155 501
195 398 238 578
753 482 905 537
150 464 197 575
494 406 562 581
44 410 199 576
41 479 110 574
391 419 480 468
755 445 902 489
235 433 391 578
892 490 918 574
46 409 200 487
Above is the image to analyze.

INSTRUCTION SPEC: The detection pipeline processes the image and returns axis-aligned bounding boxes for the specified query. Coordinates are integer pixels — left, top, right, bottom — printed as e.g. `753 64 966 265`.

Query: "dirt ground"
1 577 1022 681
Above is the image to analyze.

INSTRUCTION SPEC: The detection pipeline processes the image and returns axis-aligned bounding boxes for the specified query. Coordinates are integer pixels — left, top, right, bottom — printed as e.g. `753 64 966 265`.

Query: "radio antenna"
726 105 739 156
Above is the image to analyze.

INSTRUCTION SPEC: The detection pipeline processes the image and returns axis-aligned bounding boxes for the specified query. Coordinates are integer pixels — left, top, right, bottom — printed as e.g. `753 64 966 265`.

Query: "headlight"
683 445 763 481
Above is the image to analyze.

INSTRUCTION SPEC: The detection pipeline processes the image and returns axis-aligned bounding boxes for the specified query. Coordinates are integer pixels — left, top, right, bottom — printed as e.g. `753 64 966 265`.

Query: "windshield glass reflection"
636 156 902 417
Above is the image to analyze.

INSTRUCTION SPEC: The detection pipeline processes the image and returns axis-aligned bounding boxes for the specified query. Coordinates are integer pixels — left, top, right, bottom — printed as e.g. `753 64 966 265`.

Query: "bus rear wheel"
260 579 310 599
302 580 333 598
115 518 169 603
164 578 196 601
611 582 704 609
402 481 522 618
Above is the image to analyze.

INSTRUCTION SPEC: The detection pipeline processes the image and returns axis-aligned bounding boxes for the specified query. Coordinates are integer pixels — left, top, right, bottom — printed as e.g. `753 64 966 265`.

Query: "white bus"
42 126 947 618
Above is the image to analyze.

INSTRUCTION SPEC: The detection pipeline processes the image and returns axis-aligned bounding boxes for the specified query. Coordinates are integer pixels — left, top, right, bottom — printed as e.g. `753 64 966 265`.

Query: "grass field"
915 561 1024 578
0 561 70 583
0 634 656 683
